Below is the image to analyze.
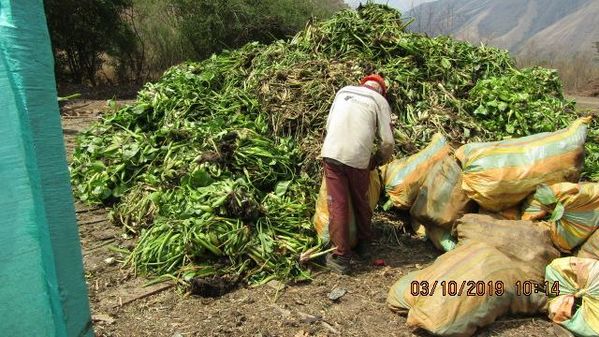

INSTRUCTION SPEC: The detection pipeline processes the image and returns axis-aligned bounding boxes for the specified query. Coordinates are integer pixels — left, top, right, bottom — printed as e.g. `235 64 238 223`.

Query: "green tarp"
0 1 92 336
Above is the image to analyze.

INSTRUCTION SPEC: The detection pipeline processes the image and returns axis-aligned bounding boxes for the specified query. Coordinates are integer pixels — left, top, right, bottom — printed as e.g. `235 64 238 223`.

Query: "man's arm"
375 103 395 165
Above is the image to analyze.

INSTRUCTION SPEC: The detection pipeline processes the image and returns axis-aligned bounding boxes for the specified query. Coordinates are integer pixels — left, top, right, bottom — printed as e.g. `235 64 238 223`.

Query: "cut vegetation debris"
71 4 597 285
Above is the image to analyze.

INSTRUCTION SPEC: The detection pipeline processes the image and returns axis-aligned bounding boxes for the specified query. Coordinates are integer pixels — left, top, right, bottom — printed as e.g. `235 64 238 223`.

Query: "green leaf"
474 106 488 116
383 198 394 211
92 185 112 200
112 184 127 198
91 160 106 172
275 180 292 197
183 271 196 282
184 167 214 188
535 184 558 205
123 144 140 160
133 103 149 115
549 202 565 222
149 191 162 203
441 58 451 69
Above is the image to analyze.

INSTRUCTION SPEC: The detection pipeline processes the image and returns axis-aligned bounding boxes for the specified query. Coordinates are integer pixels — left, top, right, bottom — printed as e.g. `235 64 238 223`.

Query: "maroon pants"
324 159 373 257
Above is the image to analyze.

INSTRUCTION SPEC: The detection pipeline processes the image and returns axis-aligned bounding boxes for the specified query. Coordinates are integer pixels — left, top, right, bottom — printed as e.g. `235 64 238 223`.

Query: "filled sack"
578 229 599 260
386 268 423 314
546 257 599 337
411 219 457 252
426 225 457 252
313 169 381 247
455 214 560 281
388 242 547 337
522 182 599 252
478 206 521 220
382 133 450 209
410 156 475 228
456 117 589 211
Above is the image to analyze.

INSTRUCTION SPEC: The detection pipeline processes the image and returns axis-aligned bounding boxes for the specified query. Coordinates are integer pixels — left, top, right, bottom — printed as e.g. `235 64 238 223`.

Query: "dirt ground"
61 97 599 337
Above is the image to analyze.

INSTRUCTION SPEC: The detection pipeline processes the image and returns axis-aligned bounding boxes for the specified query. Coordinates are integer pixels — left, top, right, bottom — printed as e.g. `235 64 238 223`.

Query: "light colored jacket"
321 85 395 169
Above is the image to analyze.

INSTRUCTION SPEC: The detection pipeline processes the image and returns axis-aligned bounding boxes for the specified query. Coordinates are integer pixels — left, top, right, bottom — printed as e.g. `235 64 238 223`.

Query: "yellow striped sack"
313 169 381 247
522 182 599 252
410 156 474 228
382 133 451 209
387 242 547 337
456 117 590 211
578 229 599 260
546 257 599 337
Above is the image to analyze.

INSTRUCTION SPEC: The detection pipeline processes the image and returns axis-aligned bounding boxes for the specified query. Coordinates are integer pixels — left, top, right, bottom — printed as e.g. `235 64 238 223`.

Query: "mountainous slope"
408 0 599 57
521 1 599 58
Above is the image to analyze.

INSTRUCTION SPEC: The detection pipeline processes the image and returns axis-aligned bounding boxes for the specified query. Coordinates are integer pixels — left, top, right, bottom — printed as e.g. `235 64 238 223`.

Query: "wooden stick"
115 283 175 308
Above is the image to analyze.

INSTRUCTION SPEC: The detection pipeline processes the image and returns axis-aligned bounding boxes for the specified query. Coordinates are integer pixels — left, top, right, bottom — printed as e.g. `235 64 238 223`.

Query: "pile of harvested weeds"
71 4 596 285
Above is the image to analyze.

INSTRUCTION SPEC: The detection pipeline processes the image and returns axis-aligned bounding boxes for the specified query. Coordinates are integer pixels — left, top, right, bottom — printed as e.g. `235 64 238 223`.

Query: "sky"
344 0 438 12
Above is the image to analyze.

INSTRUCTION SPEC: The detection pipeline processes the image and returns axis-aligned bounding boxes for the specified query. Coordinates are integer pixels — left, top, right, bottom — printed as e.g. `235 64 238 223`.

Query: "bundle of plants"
125 178 318 284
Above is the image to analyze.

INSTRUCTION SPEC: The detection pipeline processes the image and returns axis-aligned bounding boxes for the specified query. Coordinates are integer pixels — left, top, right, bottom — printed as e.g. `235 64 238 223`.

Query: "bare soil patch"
570 95 599 112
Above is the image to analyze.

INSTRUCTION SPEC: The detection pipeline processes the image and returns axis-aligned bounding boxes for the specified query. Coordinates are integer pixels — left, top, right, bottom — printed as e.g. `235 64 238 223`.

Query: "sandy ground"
571 95 599 112
61 98 598 337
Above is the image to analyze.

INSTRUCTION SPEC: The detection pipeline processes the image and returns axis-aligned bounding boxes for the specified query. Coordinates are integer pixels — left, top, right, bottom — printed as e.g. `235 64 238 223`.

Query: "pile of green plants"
71 4 596 285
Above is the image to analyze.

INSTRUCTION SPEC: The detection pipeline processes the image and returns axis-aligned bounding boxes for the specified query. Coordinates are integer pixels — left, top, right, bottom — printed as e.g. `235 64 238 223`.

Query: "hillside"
408 0 599 57
521 1 599 58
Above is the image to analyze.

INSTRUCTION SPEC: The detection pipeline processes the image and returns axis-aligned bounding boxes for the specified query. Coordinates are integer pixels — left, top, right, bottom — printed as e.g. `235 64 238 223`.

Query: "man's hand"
370 150 387 170
369 154 383 170
369 157 377 170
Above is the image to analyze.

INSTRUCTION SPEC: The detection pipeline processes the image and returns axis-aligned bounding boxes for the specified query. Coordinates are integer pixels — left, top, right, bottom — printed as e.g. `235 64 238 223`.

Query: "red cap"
360 74 387 96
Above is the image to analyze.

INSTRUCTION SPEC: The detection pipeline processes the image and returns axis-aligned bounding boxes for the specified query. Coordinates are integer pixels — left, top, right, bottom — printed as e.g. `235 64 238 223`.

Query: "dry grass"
516 53 599 94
